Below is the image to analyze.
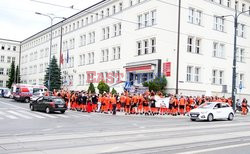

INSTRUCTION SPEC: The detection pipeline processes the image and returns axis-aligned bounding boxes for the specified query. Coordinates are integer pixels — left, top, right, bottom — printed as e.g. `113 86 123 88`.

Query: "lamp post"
176 0 181 95
35 12 66 91
222 9 250 111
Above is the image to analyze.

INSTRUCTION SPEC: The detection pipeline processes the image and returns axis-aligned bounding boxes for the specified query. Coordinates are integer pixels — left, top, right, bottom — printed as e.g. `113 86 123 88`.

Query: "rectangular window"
117 47 120 59
195 38 201 54
187 37 193 52
214 16 224 32
106 49 109 61
187 66 192 82
138 15 143 29
119 2 123 11
113 5 116 14
194 67 200 82
7 56 11 63
0 56 4 62
144 13 149 27
219 70 224 85
102 28 105 40
144 40 148 54
188 8 194 23
106 8 110 16
151 10 156 25
212 70 217 84
112 47 116 60
101 50 104 62
239 73 244 87
137 41 142 55
213 42 224 58
113 24 117 36
227 0 231 7
0 80 3 87
151 38 156 53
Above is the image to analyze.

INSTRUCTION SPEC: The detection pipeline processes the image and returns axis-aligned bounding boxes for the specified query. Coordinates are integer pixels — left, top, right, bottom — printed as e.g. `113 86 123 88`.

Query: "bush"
111 88 117 95
88 82 95 93
97 80 110 94
143 76 167 93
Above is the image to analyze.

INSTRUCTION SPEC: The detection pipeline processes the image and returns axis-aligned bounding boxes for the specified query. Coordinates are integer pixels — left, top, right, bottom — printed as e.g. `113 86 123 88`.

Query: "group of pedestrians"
49 90 248 116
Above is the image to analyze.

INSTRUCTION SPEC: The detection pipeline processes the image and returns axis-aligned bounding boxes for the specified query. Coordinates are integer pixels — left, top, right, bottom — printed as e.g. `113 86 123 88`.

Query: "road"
0 97 250 154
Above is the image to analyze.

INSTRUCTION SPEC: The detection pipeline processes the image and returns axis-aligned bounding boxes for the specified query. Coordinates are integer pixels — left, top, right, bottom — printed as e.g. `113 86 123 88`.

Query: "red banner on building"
163 62 171 77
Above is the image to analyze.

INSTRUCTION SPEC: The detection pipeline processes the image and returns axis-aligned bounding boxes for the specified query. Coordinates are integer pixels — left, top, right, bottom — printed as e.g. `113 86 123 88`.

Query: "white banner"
155 97 170 108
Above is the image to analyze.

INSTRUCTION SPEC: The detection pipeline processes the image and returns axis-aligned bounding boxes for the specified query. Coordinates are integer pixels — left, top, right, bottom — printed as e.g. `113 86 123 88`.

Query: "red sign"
126 65 152 72
163 62 171 77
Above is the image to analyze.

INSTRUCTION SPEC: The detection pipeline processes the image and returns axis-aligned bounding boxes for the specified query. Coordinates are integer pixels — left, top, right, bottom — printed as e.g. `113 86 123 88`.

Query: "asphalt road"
0 97 250 154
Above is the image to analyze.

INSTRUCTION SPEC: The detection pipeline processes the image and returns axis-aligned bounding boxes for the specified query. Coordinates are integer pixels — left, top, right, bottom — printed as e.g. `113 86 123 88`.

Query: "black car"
30 96 67 114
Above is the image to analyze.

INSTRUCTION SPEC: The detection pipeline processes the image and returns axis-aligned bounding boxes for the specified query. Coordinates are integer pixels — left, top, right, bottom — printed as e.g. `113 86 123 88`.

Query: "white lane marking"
8 111 32 119
33 112 58 118
102 146 120 153
0 111 18 119
177 142 250 154
55 114 69 118
17 110 45 119
0 101 28 110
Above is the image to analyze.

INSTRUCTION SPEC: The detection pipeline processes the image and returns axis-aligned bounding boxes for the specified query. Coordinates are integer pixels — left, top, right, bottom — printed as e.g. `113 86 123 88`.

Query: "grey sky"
0 0 101 41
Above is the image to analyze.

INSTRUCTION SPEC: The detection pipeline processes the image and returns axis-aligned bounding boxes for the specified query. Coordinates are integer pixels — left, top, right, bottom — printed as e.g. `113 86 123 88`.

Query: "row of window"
137 37 156 56
0 68 9 76
210 0 250 14
186 65 245 86
188 7 246 38
21 63 48 75
79 32 95 47
187 36 246 62
101 46 121 62
137 10 156 29
0 44 17 51
0 56 16 63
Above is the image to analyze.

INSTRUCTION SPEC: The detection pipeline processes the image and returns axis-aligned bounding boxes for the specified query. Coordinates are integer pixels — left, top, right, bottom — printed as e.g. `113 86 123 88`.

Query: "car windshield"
198 103 214 109
53 99 64 104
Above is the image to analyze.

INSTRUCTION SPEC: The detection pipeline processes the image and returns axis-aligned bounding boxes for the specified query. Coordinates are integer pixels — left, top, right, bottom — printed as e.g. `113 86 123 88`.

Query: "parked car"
0 88 11 98
30 96 67 114
189 102 234 122
12 84 47 103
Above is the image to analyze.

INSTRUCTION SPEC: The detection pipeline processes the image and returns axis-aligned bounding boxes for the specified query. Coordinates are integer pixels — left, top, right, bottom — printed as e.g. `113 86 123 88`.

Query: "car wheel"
228 113 234 121
207 114 213 122
60 110 65 114
30 105 34 111
45 107 50 114
190 119 196 121
24 97 30 103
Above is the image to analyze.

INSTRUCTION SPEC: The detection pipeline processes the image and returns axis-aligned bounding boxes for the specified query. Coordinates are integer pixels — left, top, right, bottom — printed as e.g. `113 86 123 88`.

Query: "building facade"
19 0 250 99
0 38 20 88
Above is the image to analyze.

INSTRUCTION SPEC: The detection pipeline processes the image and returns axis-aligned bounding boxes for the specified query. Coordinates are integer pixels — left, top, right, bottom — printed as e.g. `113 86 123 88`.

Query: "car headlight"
200 111 208 114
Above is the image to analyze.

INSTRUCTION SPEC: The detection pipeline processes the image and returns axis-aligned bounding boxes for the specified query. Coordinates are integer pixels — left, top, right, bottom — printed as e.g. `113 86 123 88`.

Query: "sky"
0 0 101 41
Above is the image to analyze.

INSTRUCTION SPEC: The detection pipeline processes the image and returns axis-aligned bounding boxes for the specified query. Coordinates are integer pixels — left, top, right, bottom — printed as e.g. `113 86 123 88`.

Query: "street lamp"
35 12 66 92
221 8 250 111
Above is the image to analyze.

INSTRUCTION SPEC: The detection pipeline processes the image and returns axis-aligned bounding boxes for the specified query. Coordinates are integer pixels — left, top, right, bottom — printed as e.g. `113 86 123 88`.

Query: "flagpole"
59 24 63 69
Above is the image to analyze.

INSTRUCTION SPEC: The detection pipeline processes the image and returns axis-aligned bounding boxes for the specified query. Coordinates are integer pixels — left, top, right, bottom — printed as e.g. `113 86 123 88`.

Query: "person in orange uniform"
172 96 178 116
97 94 103 113
104 94 110 114
179 96 185 115
138 94 144 115
125 95 131 115
242 98 248 115
110 94 117 115
120 93 126 112
132 94 138 114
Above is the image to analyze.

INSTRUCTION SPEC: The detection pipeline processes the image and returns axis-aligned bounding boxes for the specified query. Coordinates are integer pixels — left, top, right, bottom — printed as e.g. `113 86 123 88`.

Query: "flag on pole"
60 52 64 64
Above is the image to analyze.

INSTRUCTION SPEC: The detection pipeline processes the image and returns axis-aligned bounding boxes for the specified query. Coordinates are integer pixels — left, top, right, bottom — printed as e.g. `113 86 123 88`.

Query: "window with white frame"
7 56 11 63
187 66 201 82
151 10 156 25
105 49 109 61
187 36 201 54
95 13 98 21
144 12 149 27
213 42 224 58
242 3 245 12
119 2 123 11
236 47 245 62
188 8 202 25
219 0 223 5
0 80 3 87
106 8 110 16
239 73 244 87
214 16 224 32
138 15 143 29
88 53 91 64
113 5 116 14
101 50 105 62
237 23 245 38
106 27 110 39
113 24 117 37
0 55 4 62
12 57 15 63
90 15 93 23
212 69 224 84
227 0 231 7
186 66 193 82
137 37 156 55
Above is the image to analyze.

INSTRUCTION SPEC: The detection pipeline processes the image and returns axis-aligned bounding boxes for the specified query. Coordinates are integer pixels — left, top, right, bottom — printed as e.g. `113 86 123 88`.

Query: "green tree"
7 61 15 88
143 76 167 93
44 56 62 91
111 88 117 95
97 80 110 94
88 82 95 93
15 65 21 83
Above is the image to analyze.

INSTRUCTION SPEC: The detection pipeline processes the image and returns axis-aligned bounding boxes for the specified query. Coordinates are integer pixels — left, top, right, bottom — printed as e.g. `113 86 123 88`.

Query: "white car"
189 102 234 122
31 91 44 101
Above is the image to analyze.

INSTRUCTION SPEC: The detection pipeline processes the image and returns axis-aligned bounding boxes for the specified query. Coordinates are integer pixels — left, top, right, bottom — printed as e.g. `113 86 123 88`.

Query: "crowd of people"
46 89 248 116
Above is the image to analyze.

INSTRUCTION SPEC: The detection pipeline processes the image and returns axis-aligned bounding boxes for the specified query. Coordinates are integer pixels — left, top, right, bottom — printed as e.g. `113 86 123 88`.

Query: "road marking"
0 101 28 110
0 111 18 119
56 114 69 118
7 111 32 119
177 142 250 154
32 112 58 118
17 110 45 119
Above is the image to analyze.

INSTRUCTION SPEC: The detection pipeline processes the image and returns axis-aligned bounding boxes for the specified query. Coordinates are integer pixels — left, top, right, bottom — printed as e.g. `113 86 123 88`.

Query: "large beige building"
17 0 250 99
0 38 20 88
